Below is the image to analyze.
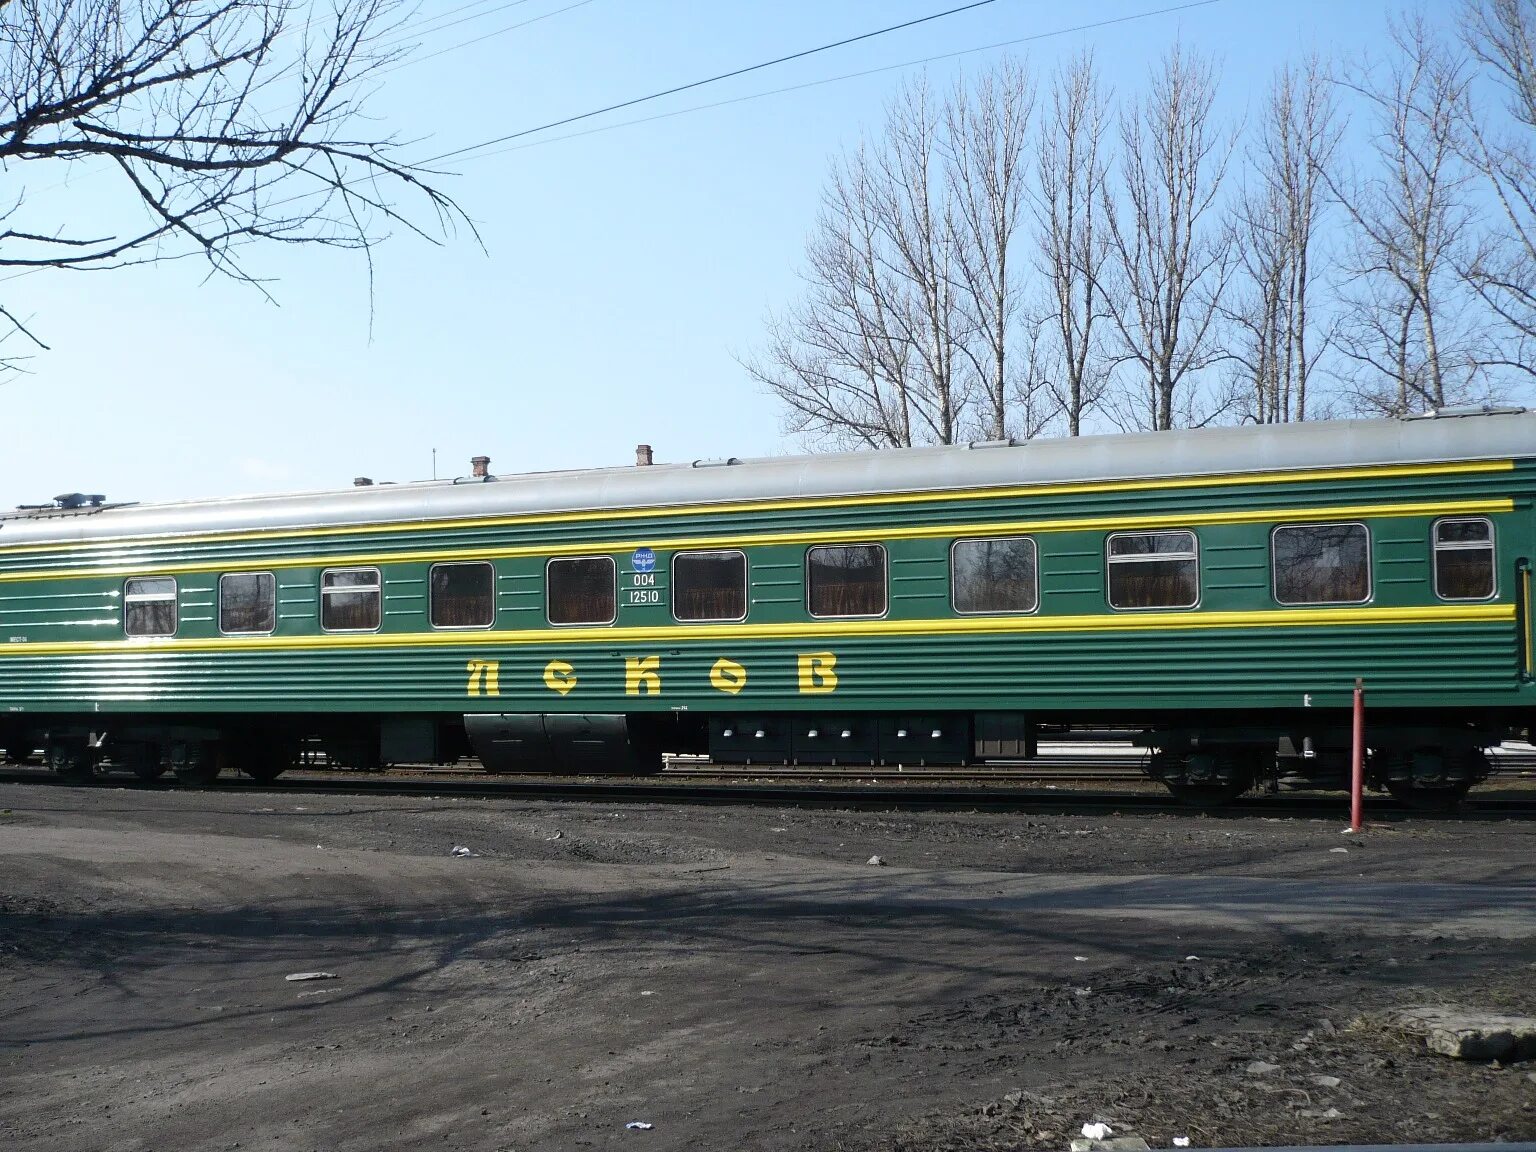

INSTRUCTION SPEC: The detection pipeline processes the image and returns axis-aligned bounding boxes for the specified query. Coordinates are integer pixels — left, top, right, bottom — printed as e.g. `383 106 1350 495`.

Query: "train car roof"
3 408 1533 547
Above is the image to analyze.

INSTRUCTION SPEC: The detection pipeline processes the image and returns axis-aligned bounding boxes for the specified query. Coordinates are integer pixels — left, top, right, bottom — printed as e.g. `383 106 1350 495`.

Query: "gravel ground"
1 781 1534 1151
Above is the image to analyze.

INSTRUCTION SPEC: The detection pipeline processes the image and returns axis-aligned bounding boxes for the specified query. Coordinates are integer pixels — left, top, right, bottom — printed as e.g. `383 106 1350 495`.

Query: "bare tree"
750 66 1044 449
1103 44 1237 431
1033 51 1112 435
1459 0 1536 376
1329 15 1489 414
1227 56 1340 423
0 0 471 365
750 84 963 449
944 58 1048 441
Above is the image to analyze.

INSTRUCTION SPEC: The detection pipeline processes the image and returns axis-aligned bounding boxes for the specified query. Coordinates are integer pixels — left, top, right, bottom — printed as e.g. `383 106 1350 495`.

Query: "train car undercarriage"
3 706 1519 809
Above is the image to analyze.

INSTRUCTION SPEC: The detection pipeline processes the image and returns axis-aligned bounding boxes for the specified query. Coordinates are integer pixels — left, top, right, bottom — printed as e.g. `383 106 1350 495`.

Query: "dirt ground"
1 782 1534 1152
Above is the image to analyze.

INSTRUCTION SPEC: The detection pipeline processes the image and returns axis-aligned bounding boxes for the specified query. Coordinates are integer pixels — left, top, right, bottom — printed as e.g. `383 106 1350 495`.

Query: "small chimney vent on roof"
354 477 374 487
471 455 491 478
635 443 654 467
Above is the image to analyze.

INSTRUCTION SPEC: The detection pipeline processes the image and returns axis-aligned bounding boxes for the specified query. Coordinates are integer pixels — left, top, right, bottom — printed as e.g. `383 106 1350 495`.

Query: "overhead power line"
427 0 1004 164
443 0 1224 165
376 0 537 49
382 0 598 72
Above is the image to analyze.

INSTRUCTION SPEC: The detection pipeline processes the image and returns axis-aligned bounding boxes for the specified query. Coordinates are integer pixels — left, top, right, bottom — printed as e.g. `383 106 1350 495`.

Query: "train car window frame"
1105 530 1200 611
218 572 277 635
124 576 178 637
671 549 748 623
1432 517 1497 601
429 561 496 630
546 555 617 627
320 567 382 632
1271 522 1372 606
950 536 1039 616
806 543 888 619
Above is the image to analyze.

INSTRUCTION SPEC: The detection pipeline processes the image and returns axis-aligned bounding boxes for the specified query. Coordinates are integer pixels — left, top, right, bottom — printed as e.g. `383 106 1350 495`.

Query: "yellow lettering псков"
796 652 837 694
625 655 661 696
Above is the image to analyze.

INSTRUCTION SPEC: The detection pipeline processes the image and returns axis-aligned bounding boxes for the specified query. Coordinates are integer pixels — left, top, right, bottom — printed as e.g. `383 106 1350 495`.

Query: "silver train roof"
3 408 1533 547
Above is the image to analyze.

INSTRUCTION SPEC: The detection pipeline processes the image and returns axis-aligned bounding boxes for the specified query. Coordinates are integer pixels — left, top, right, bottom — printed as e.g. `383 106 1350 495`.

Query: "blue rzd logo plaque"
631 547 656 573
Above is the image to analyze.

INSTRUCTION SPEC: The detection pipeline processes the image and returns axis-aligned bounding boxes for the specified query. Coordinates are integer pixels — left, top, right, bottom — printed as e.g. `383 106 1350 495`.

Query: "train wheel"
46 741 96 784
122 743 167 782
1377 746 1485 810
171 742 221 786
1152 747 1259 807
223 737 287 783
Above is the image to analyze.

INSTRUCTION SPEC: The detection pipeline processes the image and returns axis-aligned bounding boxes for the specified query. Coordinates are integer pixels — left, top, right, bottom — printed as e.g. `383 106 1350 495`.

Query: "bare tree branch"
943 58 1052 441
1102 42 1237 431
1458 0 1536 374
0 0 477 372
1227 54 1341 423
1325 13 1496 414
1032 50 1113 435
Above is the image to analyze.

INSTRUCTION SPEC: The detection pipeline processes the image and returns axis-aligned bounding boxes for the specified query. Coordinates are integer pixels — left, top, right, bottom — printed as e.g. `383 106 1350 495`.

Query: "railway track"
6 743 1535 783
3 762 1534 819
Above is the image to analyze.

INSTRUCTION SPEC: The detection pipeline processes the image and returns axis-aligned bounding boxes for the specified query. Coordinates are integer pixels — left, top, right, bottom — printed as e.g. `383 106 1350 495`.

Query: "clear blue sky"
8 0 1433 505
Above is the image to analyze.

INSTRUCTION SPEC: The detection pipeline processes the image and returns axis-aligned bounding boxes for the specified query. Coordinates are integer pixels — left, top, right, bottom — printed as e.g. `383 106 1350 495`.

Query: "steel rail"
3 766 1534 819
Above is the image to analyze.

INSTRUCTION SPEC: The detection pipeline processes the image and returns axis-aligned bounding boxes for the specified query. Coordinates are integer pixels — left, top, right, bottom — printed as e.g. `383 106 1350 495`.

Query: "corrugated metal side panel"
0 621 1517 714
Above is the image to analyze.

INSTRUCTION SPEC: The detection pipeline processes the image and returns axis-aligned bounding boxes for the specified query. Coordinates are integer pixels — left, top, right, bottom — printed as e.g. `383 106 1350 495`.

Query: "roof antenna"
432 448 437 481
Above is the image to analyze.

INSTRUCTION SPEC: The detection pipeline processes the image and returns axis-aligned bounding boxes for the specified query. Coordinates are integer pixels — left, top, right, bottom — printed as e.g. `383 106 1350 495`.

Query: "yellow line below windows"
0 460 1516 559
0 498 1514 586
0 602 1515 659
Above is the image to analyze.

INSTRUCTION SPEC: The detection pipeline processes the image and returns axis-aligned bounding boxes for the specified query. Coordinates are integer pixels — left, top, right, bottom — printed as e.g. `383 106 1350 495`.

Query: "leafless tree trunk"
944 59 1042 441
749 66 1045 449
1459 0 1536 377
1329 15 1490 414
0 0 471 363
1102 44 1237 431
1033 51 1112 435
1228 56 1340 423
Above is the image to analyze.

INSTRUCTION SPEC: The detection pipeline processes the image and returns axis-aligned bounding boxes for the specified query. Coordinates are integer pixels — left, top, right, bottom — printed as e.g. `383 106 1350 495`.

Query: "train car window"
807 544 887 618
952 536 1038 614
431 562 495 628
1106 531 1199 610
1272 523 1371 604
124 577 177 637
1433 518 1496 600
547 556 616 625
219 572 276 634
321 567 382 631
672 551 747 622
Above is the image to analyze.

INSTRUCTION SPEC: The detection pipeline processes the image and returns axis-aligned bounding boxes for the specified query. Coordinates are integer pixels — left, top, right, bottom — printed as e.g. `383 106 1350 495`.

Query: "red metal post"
1349 678 1365 833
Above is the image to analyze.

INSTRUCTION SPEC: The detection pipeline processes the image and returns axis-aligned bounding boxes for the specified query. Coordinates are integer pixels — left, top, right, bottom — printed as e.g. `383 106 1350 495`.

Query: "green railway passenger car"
1 409 1532 803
